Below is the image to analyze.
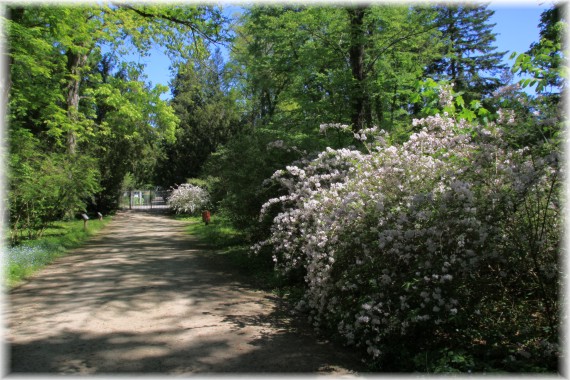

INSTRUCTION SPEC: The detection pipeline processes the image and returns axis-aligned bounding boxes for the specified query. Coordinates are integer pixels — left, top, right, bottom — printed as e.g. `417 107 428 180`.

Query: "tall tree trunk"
65 48 88 155
347 6 370 132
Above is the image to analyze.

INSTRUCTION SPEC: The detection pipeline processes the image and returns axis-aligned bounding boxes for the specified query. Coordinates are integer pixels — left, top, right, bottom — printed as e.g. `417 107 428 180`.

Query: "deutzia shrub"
167 184 210 215
255 92 561 370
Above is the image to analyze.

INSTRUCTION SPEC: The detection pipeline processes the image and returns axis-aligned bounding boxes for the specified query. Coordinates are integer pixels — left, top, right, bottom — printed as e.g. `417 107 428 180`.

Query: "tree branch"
365 23 441 74
114 3 224 46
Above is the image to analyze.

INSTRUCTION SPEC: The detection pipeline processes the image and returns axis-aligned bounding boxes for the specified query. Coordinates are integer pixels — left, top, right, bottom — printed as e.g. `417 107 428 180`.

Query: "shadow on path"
6 211 363 374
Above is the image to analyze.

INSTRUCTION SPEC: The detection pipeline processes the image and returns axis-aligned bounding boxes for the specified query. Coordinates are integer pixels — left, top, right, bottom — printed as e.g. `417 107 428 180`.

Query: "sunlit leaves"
510 6 565 95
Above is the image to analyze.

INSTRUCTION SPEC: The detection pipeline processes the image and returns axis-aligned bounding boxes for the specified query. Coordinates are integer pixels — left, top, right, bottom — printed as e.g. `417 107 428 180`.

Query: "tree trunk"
347 6 370 132
373 93 384 128
65 48 88 155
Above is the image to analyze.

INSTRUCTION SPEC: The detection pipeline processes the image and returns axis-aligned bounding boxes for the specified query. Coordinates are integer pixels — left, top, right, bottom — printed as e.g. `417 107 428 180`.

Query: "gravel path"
6 211 362 375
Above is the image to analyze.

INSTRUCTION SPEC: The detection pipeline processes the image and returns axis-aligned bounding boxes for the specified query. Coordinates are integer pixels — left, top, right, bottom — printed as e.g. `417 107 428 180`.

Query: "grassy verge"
174 213 303 299
5 216 112 288
177 214 246 248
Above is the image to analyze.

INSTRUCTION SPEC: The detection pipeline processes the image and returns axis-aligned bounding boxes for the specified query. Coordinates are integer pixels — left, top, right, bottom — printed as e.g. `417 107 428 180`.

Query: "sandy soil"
6 210 363 375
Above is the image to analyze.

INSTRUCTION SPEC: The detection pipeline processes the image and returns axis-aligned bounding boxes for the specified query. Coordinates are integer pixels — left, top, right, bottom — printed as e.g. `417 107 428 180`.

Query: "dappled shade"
7 212 361 374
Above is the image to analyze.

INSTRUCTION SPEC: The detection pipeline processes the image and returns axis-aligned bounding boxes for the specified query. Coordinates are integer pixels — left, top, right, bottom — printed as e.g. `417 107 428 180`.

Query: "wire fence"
119 190 171 211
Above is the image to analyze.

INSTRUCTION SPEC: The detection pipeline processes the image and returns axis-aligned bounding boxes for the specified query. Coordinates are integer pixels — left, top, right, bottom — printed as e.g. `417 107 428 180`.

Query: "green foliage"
8 128 100 244
181 214 246 248
412 79 493 127
232 5 440 133
155 49 241 187
6 3 227 216
89 55 179 211
201 128 315 240
511 5 565 95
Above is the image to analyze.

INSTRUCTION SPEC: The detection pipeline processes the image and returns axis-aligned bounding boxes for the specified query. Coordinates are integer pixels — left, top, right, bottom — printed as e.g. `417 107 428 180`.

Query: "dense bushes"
201 128 322 240
254 91 561 371
8 128 101 245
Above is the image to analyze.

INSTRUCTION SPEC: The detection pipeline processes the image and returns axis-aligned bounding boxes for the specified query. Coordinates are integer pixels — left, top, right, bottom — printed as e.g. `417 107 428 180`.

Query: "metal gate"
119 189 170 210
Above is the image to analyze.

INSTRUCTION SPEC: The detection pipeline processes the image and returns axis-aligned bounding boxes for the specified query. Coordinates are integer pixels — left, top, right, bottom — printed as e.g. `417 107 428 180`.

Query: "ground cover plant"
5 217 112 287
254 86 561 372
181 213 246 248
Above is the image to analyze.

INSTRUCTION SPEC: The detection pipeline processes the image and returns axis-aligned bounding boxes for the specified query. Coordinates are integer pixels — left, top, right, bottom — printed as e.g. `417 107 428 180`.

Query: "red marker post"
201 210 211 225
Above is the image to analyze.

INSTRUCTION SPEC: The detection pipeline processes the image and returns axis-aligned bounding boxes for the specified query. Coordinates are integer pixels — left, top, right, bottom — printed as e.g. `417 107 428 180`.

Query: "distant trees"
424 4 507 104
154 48 241 188
229 5 441 133
88 53 179 211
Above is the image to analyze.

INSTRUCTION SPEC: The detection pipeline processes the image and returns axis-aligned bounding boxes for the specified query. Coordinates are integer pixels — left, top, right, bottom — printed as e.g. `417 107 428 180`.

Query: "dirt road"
6 211 362 374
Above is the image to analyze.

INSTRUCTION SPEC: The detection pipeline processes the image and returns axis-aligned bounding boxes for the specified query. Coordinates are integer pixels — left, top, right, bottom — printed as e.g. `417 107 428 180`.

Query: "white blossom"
167 184 209 215
252 108 559 365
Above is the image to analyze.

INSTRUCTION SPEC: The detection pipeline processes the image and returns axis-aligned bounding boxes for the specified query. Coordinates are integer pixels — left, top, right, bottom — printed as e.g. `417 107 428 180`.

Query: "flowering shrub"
167 184 210 215
254 89 561 371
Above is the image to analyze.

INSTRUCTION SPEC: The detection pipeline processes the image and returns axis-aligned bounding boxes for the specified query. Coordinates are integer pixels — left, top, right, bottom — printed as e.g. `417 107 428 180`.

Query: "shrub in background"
200 128 313 241
167 183 210 215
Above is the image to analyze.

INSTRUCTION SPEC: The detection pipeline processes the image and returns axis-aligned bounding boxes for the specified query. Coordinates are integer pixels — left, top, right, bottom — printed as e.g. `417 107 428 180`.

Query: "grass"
179 214 246 248
5 216 112 288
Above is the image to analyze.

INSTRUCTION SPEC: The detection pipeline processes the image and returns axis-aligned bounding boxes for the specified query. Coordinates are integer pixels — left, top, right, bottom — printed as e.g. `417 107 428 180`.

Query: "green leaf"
477 107 490 117
458 108 476 121
469 100 481 109
455 95 465 108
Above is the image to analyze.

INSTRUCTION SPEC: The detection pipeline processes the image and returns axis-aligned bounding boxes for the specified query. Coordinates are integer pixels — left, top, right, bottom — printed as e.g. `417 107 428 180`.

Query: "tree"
424 4 507 104
87 53 178 212
511 5 565 96
232 5 440 134
7 128 100 244
347 6 369 131
508 5 565 156
154 48 241 188
5 4 230 230
6 3 229 155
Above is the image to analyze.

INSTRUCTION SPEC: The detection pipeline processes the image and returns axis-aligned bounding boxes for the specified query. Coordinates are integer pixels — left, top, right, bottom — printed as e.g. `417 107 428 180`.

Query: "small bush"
167 183 210 215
